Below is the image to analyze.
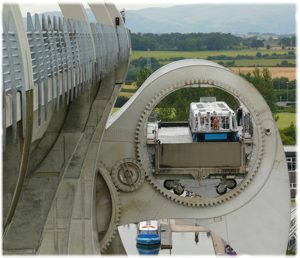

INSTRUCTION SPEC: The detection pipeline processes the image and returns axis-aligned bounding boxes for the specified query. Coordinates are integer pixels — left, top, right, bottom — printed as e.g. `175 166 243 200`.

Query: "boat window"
232 116 237 129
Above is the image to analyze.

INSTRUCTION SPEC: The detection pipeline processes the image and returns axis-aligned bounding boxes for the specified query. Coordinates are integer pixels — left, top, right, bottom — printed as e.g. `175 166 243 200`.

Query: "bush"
280 122 296 145
115 96 129 108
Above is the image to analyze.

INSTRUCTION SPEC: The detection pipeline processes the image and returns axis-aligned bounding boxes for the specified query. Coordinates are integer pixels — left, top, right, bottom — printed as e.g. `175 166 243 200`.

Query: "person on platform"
213 113 219 130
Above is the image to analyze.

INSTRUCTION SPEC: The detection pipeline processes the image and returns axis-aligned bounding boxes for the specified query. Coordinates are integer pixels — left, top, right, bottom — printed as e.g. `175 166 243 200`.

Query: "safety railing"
2 10 131 146
3 11 27 144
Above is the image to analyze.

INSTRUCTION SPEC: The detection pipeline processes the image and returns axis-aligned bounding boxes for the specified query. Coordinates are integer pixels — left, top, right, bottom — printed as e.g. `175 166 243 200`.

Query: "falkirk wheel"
97 59 290 254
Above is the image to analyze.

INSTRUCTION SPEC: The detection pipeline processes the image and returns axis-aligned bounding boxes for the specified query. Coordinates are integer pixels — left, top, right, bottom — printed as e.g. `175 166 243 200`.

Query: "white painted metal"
100 59 290 254
3 2 131 255
189 101 237 133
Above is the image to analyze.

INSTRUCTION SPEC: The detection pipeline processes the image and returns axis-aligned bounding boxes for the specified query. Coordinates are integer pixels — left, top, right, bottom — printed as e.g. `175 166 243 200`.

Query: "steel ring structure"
99 59 290 254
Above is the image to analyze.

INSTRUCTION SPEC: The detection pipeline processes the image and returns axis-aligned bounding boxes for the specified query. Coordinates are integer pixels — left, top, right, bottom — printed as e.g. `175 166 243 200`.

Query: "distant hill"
125 4 296 34
23 5 295 35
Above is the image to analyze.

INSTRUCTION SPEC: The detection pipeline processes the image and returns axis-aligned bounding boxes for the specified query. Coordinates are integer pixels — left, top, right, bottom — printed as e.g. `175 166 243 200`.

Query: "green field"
159 59 295 67
119 84 137 97
275 112 296 129
122 84 138 91
227 59 294 67
119 91 134 97
111 107 120 114
131 49 294 60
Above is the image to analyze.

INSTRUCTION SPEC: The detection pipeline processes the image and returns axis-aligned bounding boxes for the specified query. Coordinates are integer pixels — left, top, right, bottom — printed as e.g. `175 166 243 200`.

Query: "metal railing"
2 10 131 146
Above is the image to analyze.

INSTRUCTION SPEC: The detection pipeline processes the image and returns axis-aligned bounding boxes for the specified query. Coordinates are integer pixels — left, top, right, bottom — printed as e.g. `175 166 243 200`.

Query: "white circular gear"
111 158 146 192
101 60 289 254
135 78 265 207
97 163 121 253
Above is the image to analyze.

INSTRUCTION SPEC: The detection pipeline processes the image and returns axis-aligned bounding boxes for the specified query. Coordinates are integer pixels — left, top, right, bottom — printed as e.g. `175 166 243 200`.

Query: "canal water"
118 223 215 255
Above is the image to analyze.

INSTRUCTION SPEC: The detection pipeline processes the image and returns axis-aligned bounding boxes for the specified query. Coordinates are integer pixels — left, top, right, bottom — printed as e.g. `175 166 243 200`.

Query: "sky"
17 2 173 16
13 0 299 16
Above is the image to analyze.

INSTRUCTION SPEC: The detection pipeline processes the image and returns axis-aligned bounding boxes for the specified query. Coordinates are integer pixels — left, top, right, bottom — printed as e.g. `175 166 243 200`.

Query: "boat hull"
136 234 161 245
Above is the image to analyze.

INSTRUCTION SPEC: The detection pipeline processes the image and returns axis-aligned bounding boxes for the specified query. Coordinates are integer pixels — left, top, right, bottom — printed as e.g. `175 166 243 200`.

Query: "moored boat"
136 220 161 245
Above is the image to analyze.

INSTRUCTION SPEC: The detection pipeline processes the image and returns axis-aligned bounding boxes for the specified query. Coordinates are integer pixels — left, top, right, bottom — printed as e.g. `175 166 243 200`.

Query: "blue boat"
136 221 161 245
136 243 160 255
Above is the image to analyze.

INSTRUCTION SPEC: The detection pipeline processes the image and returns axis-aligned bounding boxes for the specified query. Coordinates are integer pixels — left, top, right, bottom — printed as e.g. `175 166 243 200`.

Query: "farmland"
158 59 295 68
129 50 296 80
231 67 296 80
131 49 294 60
125 46 296 144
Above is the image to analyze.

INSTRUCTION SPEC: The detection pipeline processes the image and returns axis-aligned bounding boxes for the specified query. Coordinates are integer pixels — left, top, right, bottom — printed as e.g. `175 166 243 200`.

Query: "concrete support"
3 2 130 254
38 74 121 254
2 4 34 233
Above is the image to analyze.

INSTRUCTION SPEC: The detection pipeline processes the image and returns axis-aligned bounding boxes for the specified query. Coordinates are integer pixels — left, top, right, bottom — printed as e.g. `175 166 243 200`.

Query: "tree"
280 122 296 145
240 68 276 113
125 66 139 83
156 88 239 121
115 96 129 107
251 39 264 49
136 67 151 88
130 32 243 51
279 37 295 47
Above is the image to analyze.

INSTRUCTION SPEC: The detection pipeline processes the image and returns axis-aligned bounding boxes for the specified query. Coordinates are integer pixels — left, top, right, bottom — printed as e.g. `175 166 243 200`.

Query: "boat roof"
138 220 158 231
190 101 234 116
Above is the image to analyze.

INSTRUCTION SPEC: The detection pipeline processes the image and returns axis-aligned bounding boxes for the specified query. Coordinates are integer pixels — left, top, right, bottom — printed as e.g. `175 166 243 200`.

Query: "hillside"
126 4 296 34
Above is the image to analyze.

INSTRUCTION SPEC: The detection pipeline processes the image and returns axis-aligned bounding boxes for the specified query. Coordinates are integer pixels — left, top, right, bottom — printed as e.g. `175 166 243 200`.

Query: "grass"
132 50 295 68
159 59 295 67
131 49 294 60
275 113 296 130
111 107 120 114
119 91 134 97
122 84 137 91
233 59 295 67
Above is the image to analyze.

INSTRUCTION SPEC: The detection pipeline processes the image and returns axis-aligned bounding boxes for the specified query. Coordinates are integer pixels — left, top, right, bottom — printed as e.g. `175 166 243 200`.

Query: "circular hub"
111 159 145 192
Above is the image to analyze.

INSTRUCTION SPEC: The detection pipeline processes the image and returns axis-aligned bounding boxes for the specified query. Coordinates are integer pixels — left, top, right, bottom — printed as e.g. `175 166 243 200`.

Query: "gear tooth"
135 80 262 208
98 164 121 254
